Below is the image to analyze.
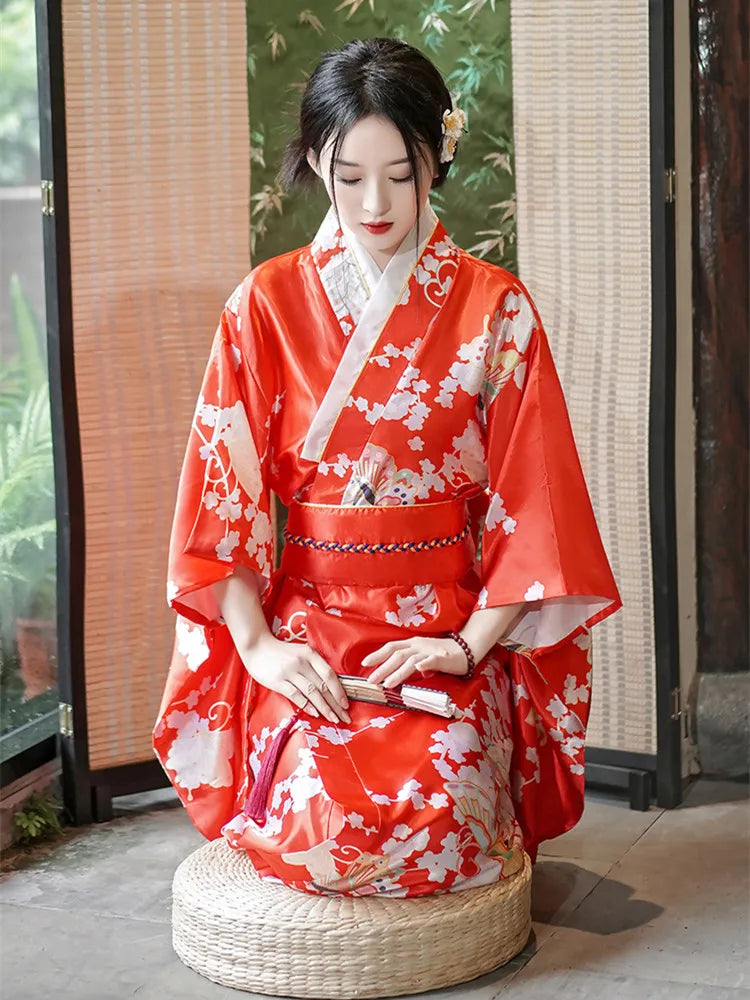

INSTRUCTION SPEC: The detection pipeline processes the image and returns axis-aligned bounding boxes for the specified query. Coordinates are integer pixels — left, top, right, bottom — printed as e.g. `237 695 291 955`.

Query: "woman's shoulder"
454 247 532 303
448 247 546 346
234 244 311 302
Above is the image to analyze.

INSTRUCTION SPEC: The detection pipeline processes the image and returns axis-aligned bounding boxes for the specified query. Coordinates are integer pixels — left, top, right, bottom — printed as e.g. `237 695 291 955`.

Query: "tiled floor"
0 779 747 1000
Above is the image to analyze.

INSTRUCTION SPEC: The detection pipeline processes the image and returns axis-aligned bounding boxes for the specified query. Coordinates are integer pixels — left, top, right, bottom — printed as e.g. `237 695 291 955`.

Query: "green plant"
0 276 55 655
13 790 63 844
0 0 40 186
0 383 56 621
8 273 46 392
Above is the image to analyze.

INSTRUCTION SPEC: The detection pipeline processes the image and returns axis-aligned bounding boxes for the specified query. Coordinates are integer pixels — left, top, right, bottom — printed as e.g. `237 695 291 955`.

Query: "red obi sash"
279 497 477 587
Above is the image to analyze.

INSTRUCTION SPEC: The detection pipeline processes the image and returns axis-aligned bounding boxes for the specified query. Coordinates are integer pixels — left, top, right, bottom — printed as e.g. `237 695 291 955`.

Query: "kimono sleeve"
475 281 621 858
475 281 621 653
166 281 275 628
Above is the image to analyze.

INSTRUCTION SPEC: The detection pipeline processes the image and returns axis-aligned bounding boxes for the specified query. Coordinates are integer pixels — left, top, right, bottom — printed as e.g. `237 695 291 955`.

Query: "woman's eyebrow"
334 158 411 167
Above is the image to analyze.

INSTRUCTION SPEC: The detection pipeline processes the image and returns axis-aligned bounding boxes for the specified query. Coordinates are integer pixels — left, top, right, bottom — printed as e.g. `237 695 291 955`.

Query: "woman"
153 37 621 897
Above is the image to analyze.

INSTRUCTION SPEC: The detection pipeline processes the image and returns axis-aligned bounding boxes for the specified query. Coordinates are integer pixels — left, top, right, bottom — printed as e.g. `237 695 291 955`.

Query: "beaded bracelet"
447 630 476 679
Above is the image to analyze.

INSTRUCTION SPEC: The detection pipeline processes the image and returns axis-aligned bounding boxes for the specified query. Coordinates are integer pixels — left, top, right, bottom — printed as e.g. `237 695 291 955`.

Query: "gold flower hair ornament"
440 105 467 163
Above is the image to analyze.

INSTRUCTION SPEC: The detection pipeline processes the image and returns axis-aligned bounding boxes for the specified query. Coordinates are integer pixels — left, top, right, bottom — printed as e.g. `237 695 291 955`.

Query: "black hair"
278 37 457 228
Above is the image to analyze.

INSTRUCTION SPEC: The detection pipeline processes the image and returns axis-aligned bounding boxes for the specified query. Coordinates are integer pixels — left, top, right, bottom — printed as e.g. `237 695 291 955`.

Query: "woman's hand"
213 567 350 724
243 635 351 724
363 603 528 689
363 636 470 688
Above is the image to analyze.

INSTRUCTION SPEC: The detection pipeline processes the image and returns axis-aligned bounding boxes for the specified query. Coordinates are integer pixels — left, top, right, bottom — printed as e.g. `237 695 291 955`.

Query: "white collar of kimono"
338 199 437 282
339 220 383 291
302 202 439 465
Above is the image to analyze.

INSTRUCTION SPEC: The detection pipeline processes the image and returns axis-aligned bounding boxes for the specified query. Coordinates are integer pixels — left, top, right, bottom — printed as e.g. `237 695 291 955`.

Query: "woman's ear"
306 149 321 178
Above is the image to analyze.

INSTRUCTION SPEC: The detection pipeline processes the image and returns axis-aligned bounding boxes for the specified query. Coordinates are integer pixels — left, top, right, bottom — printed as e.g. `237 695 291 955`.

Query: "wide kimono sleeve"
153 277 277 839
167 279 275 626
476 280 621 857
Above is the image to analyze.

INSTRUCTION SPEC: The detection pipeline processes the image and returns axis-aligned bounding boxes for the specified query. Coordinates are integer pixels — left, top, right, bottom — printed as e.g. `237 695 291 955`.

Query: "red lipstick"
362 222 393 234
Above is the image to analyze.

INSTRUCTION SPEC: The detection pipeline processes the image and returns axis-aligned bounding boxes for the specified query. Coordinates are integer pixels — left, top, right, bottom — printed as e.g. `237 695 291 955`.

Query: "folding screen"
510 1 680 803
50 1 250 818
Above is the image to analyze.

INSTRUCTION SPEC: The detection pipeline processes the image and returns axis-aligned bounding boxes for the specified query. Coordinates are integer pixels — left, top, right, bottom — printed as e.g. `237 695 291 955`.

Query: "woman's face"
307 114 437 268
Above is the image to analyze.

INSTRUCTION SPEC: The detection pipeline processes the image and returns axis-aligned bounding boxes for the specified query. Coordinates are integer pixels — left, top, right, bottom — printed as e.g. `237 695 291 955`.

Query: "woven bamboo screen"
61 2 250 770
510 2 656 754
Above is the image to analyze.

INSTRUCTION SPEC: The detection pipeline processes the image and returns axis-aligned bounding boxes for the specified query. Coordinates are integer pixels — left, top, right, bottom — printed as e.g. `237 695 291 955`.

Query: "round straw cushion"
172 839 532 997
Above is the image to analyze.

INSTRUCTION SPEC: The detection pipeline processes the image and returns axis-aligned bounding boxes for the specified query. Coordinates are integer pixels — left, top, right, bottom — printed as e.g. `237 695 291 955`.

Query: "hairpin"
440 101 467 163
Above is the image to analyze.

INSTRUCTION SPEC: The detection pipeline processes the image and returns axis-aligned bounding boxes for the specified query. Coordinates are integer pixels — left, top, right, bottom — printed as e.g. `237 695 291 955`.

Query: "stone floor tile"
537 789 663 863
397 956 526 1000
0 802 203 923
678 777 749 810
528 856 614 947
496 967 747 999
111 786 181 815
0 903 213 1000
509 798 750 990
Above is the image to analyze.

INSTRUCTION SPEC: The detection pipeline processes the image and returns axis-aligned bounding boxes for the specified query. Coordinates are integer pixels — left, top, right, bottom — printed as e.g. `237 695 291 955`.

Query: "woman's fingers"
294 673 346 724
272 647 349 724
280 672 346 724
381 655 423 689
279 680 319 718
367 647 413 684
361 640 407 668
307 651 351 712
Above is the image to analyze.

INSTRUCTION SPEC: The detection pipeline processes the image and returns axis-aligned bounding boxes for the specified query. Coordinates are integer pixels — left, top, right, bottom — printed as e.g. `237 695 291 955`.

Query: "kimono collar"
311 203 440 338
303 203 456 465
340 201 440 288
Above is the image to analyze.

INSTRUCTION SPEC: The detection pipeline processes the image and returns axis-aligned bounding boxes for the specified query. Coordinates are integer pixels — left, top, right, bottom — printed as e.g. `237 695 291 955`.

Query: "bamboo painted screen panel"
510 1 657 754
61 1 250 770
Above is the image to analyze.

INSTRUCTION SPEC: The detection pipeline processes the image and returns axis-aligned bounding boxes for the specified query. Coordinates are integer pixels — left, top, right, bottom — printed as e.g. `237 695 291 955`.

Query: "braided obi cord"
283 522 470 555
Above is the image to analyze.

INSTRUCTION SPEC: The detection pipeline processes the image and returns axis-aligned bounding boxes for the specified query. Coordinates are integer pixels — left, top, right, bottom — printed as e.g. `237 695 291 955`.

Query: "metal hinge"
665 167 676 204
59 702 73 738
670 686 682 721
41 179 54 216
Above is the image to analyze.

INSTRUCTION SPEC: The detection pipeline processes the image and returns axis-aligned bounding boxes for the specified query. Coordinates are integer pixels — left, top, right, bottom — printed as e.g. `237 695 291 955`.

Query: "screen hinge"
41 179 55 216
59 701 73 738
665 167 676 204
670 686 682 721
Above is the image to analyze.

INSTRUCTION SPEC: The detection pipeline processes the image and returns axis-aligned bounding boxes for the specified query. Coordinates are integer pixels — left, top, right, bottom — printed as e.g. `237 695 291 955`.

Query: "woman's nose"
362 177 390 217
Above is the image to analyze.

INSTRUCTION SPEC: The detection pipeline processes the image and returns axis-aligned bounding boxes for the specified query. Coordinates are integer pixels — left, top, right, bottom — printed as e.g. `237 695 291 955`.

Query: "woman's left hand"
363 636 470 688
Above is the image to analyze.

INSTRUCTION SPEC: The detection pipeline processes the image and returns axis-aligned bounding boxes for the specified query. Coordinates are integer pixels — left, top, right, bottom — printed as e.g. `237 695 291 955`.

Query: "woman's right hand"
242 634 351 724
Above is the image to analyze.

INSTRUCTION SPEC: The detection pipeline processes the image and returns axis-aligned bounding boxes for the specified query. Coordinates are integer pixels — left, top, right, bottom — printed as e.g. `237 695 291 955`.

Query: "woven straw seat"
172 839 532 997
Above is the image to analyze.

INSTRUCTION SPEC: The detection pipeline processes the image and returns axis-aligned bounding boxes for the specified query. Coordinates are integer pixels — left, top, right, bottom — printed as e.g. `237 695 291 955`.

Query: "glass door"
0 0 58 772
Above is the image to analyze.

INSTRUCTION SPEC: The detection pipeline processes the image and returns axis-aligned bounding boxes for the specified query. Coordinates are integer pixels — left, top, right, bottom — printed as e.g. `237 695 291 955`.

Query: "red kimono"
153 205 621 896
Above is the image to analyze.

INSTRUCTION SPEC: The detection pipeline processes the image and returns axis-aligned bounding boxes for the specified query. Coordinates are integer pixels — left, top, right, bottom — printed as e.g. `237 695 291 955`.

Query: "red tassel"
243 710 301 823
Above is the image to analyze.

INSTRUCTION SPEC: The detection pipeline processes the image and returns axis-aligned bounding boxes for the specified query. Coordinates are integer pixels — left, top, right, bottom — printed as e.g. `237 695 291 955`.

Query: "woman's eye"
334 175 413 185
